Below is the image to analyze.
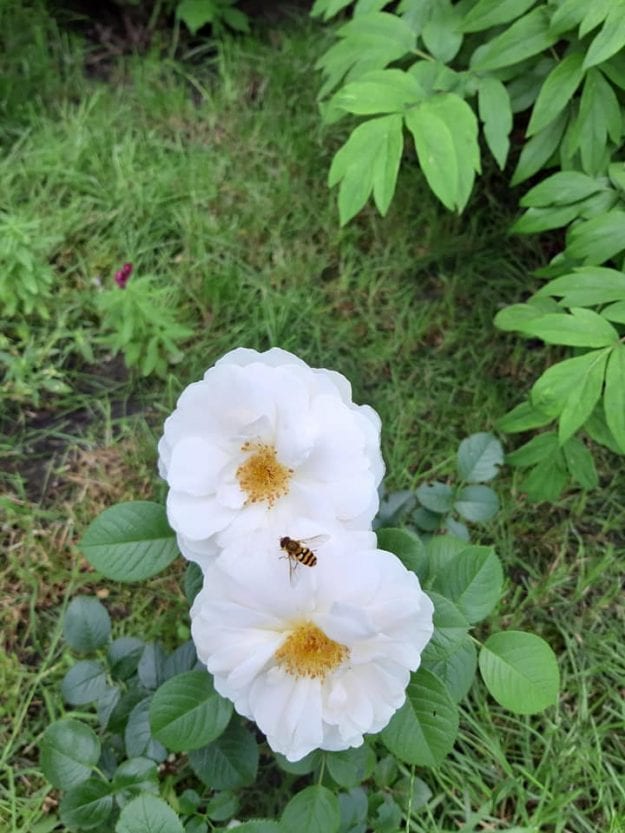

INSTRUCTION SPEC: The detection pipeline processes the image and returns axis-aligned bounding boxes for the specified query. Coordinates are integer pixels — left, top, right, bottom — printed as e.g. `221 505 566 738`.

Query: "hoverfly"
279 535 329 583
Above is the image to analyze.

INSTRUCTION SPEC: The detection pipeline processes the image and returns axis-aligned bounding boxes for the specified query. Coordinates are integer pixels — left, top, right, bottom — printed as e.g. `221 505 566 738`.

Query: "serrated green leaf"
60 778 113 831
40 720 101 790
189 719 258 790
62 660 108 706
457 432 503 482
149 670 232 752
405 93 480 212
381 668 458 766
470 8 556 72
565 210 625 265
116 794 184 833
478 76 512 169
479 631 559 714
415 481 454 513
112 758 159 807
281 785 340 833
562 437 599 489
421 593 476 701
454 484 500 522
329 114 403 223
604 344 625 453
80 501 178 583
432 546 503 623
527 52 584 137
325 745 375 788
125 699 167 763
64 596 111 653
461 0 537 32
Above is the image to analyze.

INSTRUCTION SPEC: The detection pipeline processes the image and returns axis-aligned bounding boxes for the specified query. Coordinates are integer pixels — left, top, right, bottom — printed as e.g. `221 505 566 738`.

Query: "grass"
1 3 625 832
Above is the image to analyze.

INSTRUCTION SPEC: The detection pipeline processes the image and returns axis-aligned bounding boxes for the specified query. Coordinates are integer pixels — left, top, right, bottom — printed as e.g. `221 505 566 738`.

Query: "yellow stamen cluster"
236 441 293 507
275 622 349 679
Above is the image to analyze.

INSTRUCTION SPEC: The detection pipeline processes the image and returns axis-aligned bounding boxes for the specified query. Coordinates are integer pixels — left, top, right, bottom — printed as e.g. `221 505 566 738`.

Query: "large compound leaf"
329 114 403 223
405 93 480 212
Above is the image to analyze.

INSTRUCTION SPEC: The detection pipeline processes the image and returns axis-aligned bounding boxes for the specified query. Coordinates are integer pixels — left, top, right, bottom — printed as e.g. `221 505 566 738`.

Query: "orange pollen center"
236 441 293 507
275 622 349 679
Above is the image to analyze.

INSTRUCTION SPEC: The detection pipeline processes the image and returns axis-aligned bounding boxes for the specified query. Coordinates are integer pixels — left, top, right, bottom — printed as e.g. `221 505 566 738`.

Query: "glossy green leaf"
520 171 604 208
381 668 458 766
576 69 622 174
558 350 610 442
421 593 476 701
527 52 584 137
454 484 499 522
60 778 113 830
479 631 559 713
538 267 625 306
511 108 568 186
149 670 232 752
602 301 625 325
506 432 559 467
376 527 428 579
584 1 625 68
470 8 556 72
107 637 145 681
496 400 553 433
333 69 423 114
514 307 618 347
63 596 111 653
521 454 568 503
40 719 101 790
461 0 537 32
457 432 503 482
562 437 599 489
422 0 462 62
405 93 480 212
281 785 340 833
329 114 403 223
189 719 258 790
112 758 159 807
478 76 512 169
511 204 582 235
604 344 625 453
125 699 167 763
566 210 625 265
531 349 610 422
80 501 179 582
116 794 184 833
432 546 503 623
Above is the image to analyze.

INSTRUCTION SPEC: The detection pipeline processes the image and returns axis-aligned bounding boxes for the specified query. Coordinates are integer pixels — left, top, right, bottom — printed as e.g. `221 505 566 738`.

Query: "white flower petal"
168 437 230 496
167 491 234 539
190 541 434 761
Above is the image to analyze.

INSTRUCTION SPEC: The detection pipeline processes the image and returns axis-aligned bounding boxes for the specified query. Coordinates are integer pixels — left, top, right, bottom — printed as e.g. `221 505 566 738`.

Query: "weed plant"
1 3 624 832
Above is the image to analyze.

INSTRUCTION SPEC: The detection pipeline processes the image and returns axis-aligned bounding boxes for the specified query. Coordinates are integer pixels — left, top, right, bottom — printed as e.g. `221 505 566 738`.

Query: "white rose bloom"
190 539 434 761
158 348 384 561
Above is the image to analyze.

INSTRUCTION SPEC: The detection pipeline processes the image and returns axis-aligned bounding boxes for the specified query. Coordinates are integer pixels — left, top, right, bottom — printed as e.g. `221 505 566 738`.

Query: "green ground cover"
1 4 624 832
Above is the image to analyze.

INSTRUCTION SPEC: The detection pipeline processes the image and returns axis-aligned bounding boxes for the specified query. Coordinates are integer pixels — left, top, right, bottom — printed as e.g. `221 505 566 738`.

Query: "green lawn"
2 4 624 832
